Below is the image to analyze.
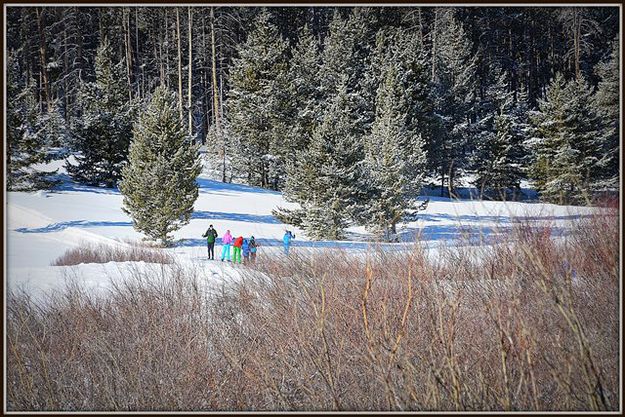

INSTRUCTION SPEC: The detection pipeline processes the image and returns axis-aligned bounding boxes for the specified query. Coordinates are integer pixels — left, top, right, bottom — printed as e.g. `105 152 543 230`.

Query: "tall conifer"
119 86 201 245
361 63 427 240
67 37 135 187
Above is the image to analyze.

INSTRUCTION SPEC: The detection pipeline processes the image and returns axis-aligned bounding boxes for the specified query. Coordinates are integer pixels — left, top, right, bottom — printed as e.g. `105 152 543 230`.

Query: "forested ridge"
6 6 620 239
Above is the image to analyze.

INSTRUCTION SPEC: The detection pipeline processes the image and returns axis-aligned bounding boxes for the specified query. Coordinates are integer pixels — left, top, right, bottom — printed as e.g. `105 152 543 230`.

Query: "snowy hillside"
6 157 600 298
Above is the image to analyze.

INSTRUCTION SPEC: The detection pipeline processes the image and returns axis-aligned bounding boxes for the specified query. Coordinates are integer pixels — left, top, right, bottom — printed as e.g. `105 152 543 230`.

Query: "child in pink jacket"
220 230 233 262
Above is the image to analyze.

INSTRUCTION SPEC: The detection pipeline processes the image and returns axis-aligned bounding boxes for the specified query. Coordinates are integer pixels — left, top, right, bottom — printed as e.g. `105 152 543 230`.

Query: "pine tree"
318 10 361 100
318 10 374 136
66 37 135 187
430 9 479 197
593 36 619 191
285 24 321 160
510 86 534 172
226 10 291 190
367 27 434 154
472 114 526 200
6 52 57 190
119 85 201 246
37 102 71 151
360 63 427 241
472 69 527 200
282 78 364 240
529 74 603 205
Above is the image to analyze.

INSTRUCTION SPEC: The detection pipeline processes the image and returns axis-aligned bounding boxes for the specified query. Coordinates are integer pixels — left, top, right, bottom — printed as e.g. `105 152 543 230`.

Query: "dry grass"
52 241 174 266
8 205 619 411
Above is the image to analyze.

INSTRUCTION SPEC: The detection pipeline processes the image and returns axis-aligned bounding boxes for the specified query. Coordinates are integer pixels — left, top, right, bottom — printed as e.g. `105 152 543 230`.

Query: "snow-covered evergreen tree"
203 121 233 182
472 114 526 200
472 69 527 200
430 9 479 197
226 10 291 190
318 10 361 99
367 27 434 153
285 24 321 161
119 85 201 246
593 36 619 191
510 86 534 172
529 74 603 205
360 63 427 241
6 52 57 190
318 10 373 136
282 78 364 240
66 37 135 187
37 102 71 152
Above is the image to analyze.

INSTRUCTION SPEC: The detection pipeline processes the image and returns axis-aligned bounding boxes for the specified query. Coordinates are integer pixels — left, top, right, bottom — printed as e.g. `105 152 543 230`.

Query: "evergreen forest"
6 6 620 238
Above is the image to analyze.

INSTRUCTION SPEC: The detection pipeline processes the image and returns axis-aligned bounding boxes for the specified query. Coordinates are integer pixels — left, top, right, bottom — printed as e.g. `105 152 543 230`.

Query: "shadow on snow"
196 177 281 196
417 212 595 224
48 175 279 197
192 210 280 224
50 174 121 195
15 220 133 233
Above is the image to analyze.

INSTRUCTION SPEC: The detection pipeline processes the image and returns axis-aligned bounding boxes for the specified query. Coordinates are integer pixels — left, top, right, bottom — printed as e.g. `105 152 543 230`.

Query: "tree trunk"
157 39 164 84
220 72 227 182
123 8 133 101
164 9 170 88
574 11 581 80
261 163 268 188
202 72 210 144
527 12 537 105
431 8 438 82
441 170 445 198
135 8 141 99
62 14 69 121
201 12 210 144
188 6 193 137
153 21 162 85
447 159 456 199
76 7 83 82
210 7 224 182
176 7 183 122
417 7 424 45
35 7 51 112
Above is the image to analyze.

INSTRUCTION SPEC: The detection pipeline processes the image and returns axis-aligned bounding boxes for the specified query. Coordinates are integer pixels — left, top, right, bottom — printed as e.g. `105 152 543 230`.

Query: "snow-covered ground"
6 157 600 299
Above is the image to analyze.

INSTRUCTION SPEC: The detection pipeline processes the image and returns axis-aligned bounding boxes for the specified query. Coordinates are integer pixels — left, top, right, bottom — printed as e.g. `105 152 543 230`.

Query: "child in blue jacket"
242 238 251 263
249 236 258 263
283 230 295 256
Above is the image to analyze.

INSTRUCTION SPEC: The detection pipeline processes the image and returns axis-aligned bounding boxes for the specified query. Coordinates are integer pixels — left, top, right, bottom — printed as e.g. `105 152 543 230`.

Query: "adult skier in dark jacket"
202 225 218 260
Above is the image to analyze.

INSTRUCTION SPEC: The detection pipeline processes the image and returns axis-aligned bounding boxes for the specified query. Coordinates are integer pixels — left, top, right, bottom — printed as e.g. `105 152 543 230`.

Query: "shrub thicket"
8 206 619 411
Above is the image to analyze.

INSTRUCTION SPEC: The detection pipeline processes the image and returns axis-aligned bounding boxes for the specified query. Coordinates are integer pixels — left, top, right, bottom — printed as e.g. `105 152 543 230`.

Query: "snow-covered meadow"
6 157 601 299
6 158 619 413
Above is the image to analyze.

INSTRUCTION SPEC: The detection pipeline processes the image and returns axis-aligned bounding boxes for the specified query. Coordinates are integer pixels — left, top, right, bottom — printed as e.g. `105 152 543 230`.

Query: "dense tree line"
6 6 620 239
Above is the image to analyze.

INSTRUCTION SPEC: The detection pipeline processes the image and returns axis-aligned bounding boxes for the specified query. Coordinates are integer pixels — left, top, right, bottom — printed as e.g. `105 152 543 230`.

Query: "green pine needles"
119 85 201 246
6 52 59 191
67 37 135 188
529 74 604 205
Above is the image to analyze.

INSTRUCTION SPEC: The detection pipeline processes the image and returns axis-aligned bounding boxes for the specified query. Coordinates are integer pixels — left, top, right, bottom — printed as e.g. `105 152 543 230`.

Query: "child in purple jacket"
220 230 233 262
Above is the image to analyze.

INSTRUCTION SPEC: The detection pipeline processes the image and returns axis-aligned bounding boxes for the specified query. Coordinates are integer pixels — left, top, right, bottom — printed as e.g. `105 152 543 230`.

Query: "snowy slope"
6 157 600 298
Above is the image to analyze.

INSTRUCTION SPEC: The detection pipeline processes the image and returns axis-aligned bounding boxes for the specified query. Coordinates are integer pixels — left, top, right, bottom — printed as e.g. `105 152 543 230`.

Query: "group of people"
202 225 296 263
202 225 258 263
